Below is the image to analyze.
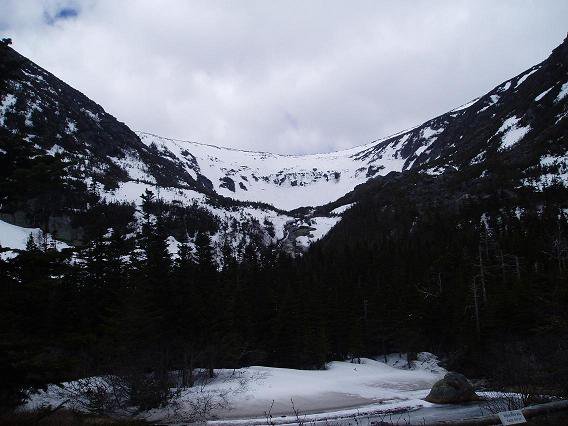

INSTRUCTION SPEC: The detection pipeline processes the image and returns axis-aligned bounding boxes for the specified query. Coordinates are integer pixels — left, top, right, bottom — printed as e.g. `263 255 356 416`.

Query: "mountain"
314 37 568 216
129 36 568 212
1 35 567 257
2 35 568 421
0 41 323 256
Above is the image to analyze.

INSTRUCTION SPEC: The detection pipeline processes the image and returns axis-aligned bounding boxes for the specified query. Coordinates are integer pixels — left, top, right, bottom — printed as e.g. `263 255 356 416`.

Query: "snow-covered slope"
3 39 567 215
137 44 568 211
137 131 412 210
1 35 567 254
0 219 70 259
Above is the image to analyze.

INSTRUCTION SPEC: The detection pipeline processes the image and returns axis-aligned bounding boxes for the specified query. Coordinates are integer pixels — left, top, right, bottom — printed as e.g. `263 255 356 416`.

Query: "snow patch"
47 144 65 156
65 119 77 134
24 99 43 127
514 67 539 89
498 81 512 92
477 94 500 114
330 203 355 215
22 69 45 82
80 108 101 122
535 87 553 102
523 154 568 190
296 216 341 248
309 216 341 241
0 219 70 259
423 166 445 176
166 236 180 257
0 94 17 126
111 154 157 184
450 98 479 112
496 116 531 151
421 126 443 140
470 151 486 165
555 81 568 103
556 110 568 124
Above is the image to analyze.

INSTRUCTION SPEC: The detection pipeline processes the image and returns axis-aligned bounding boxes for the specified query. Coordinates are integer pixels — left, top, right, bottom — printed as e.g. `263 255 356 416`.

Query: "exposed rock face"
425 372 479 404
279 220 316 257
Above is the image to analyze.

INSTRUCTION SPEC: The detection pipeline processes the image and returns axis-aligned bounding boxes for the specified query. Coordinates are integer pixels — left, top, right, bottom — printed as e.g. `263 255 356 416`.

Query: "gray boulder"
425 372 479 404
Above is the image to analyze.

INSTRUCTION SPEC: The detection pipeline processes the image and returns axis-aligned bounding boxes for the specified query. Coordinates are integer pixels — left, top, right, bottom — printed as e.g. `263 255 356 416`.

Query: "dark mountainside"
0 35 567 418
0 41 290 250
0 42 208 191
1 35 567 248
304 35 568 394
0 41 207 245
318 34 568 215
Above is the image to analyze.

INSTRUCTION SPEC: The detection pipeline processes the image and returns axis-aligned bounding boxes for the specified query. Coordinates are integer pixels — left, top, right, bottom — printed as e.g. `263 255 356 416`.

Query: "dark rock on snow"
425 372 480 404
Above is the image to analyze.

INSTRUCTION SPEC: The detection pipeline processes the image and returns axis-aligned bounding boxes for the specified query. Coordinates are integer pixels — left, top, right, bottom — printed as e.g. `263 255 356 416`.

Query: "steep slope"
1 35 567 256
134 34 568 211
283 37 568 387
0 43 209 192
0 42 315 255
315 35 568 248
136 131 407 210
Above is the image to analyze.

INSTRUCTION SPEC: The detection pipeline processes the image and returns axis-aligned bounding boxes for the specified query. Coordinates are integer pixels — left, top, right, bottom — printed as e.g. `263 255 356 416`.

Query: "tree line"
1 186 568 413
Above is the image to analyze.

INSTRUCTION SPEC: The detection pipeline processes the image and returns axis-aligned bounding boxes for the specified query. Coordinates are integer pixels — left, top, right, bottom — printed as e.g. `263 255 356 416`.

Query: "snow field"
137 132 413 210
25 355 446 424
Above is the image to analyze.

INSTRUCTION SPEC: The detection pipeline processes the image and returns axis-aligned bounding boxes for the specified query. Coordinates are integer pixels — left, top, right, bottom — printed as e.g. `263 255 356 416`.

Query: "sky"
1 1 567 154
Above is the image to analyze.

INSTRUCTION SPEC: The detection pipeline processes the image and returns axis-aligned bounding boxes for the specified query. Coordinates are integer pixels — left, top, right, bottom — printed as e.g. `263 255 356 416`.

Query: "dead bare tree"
471 276 481 338
290 398 305 426
264 399 275 425
477 244 488 303
545 225 568 274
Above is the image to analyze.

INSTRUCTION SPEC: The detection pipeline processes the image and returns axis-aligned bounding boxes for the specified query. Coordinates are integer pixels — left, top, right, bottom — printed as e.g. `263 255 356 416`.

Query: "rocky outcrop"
425 372 480 404
279 220 316 257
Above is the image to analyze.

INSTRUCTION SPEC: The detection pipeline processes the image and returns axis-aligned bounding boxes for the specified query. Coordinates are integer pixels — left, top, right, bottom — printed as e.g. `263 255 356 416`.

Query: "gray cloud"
1 0 567 154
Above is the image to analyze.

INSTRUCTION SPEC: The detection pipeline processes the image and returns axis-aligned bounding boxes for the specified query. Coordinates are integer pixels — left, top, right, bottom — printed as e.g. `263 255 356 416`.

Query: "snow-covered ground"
137 131 414 211
0 219 70 259
24 354 454 425
199 356 445 425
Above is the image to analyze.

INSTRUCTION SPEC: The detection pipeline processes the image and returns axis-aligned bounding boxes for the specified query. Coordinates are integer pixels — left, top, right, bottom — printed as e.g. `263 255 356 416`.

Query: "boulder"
425 372 479 404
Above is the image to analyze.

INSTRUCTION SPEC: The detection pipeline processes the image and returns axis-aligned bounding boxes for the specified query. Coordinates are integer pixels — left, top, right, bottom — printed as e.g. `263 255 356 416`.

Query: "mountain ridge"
1 35 567 255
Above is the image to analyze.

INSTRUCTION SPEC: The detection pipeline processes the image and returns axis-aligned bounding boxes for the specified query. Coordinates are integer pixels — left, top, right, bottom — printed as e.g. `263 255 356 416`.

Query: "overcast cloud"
1 0 566 154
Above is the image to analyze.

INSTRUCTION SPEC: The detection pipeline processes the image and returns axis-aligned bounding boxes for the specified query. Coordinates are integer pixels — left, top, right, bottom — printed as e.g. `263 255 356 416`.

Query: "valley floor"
191 357 440 424
22 354 568 424
24 354 469 424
